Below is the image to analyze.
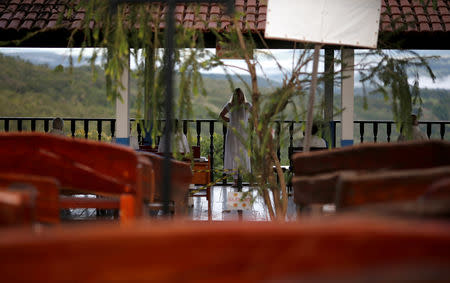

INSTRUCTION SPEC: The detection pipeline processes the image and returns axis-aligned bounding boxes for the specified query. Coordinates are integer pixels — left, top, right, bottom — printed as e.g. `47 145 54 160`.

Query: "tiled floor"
189 185 298 221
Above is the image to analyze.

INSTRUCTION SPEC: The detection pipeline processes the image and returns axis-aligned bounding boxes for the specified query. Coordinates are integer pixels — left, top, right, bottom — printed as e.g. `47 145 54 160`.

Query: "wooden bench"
0 133 154 223
292 140 450 212
139 151 192 216
0 217 449 281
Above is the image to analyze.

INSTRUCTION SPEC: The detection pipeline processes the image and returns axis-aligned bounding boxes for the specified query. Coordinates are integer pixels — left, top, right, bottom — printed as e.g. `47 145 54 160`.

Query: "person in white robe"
297 122 327 148
397 114 428 142
219 88 252 186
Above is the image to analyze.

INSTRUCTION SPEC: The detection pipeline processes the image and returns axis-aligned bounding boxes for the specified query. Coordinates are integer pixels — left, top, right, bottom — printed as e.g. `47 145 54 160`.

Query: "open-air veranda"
0 0 450 220
1 1 450 281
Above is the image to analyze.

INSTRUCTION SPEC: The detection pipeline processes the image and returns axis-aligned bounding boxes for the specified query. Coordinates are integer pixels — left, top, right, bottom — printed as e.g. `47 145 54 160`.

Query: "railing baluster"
84 120 89 139
4 119 9 132
137 122 142 144
31 119 36 132
331 121 336 148
222 123 227 185
387 122 392 142
183 120 187 136
440 123 445 140
71 120 76 138
426 122 432 139
359 122 364 143
373 122 378 142
196 120 201 147
111 119 116 138
97 120 103 141
44 119 49 132
17 119 22 132
289 122 294 148
209 121 215 184
276 121 281 162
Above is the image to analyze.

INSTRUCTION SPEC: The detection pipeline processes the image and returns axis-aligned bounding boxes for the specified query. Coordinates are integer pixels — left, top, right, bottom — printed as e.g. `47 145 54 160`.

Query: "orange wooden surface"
292 140 450 209
139 152 192 215
191 158 212 220
192 160 210 185
292 140 450 177
0 188 35 227
0 133 154 221
336 167 450 210
0 217 449 282
0 173 60 224
0 133 141 195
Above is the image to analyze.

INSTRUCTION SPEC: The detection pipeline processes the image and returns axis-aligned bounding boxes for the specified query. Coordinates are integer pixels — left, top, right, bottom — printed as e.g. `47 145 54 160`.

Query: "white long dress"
222 102 252 174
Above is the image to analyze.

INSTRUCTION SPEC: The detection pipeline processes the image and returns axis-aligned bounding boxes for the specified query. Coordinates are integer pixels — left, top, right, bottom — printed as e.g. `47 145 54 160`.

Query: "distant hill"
0 52 448 121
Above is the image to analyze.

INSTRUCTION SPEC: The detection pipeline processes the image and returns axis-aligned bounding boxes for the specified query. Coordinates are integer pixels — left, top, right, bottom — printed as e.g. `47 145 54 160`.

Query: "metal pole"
303 44 321 152
161 0 175 215
324 47 334 147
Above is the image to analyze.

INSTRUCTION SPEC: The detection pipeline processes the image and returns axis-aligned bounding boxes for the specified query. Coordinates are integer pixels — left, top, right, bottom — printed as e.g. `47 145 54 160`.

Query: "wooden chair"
0 133 154 223
0 217 449 281
335 166 450 211
287 146 327 192
191 156 212 220
0 187 35 227
138 151 192 216
292 140 450 212
0 173 59 224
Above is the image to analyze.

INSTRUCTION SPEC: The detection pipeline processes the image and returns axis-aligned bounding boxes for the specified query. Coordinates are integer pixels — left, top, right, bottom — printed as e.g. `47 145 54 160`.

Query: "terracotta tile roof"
0 0 449 46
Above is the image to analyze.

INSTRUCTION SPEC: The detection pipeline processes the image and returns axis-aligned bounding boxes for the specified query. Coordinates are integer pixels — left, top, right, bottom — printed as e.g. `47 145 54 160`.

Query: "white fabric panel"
265 0 381 48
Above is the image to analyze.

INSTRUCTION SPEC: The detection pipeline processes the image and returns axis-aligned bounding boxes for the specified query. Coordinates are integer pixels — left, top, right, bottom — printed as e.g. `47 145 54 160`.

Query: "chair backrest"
0 219 449 282
335 166 450 210
288 146 327 168
0 133 154 218
0 187 35 227
139 152 192 195
292 140 450 177
292 140 450 208
0 173 59 224
139 152 192 214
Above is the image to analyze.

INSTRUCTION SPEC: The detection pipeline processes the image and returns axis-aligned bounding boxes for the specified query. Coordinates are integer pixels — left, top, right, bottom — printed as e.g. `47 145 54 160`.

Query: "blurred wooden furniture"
286 146 326 192
292 140 450 213
191 157 212 220
0 173 59 224
0 217 449 282
0 133 154 223
139 151 192 215
336 166 450 211
0 188 35 227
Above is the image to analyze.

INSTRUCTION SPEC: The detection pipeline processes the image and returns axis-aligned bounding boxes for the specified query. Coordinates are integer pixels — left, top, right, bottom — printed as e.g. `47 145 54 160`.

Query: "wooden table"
191 157 212 220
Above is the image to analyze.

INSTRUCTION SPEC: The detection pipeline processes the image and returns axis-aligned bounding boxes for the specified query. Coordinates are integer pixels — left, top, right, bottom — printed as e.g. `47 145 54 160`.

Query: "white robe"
297 135 327 148
222 102 252 173
158 132 190 154
397 125 429 142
